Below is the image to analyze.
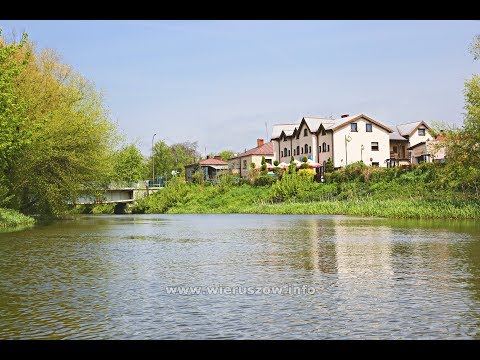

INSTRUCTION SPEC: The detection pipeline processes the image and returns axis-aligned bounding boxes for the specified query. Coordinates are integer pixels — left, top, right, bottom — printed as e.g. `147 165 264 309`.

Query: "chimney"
341 114 349 118
206 155 211 159
214 155 222 160
257 138 264 147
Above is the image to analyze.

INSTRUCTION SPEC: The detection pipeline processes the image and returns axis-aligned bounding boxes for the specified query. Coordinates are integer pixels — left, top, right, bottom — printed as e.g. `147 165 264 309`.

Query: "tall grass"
130 163 480 219
0 208 35 228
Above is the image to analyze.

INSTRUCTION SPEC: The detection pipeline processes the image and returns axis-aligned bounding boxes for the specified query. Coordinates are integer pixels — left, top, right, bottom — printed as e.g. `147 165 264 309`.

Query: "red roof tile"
198 158 229 165
234 142 274 158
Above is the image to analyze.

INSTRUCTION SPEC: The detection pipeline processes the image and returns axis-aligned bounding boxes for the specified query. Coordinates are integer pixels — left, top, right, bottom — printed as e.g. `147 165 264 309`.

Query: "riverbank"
0 208 35 229
131 163 480 220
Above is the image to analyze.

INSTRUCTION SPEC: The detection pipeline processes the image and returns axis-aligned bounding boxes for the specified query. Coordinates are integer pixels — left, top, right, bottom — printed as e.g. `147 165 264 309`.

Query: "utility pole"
152 133 156 185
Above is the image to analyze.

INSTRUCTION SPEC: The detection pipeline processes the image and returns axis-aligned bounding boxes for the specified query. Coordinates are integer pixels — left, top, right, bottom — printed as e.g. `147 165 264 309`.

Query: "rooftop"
231 141 274 159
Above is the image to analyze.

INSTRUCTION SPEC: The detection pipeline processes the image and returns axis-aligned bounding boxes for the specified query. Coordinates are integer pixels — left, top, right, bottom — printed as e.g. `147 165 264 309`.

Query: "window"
322 142 326 152
266 159 272 164
319 146 322 153
371 142 379 151
288 150 291 156
393 146 398 153
366 123 372 132
243 160 247 168
351 123 358 132
284 148 288 157
304 144 309 154
372 162 379 167
309 146 312 153
301 148 303 154
327 144 330 152
297 146 300 155
293 149 296 155
281 151 283 157
304 128 308 136
418 128 426 136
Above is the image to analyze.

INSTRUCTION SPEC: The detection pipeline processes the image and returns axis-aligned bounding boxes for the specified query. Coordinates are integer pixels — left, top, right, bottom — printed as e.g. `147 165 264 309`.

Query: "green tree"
0 31 119 216
113 144 145 184
260 156 268 175
325 158 334 173
219 150 234 161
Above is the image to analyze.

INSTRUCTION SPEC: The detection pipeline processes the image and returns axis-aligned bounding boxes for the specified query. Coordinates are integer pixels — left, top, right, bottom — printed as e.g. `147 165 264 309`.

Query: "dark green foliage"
253 175 275 187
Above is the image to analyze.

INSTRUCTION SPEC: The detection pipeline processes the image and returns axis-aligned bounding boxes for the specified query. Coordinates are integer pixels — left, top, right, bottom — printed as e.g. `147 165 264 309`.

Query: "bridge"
75 186 163 213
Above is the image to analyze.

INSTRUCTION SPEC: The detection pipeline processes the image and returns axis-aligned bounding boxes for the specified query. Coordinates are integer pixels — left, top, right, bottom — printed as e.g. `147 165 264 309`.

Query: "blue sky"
1 20 479 156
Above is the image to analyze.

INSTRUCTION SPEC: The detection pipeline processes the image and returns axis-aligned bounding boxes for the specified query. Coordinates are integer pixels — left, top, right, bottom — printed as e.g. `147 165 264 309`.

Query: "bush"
269 173 314 202
253 175 276 187
192 170 204 185
273 160 279 166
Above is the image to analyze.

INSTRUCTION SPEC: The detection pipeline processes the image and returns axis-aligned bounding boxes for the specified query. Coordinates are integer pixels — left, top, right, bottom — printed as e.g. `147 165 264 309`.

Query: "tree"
113 144 145 184
470 34 480 61
146 140 199 181
325 158 334 173
260 156 268 175
219 150 234 161
0 31 119 216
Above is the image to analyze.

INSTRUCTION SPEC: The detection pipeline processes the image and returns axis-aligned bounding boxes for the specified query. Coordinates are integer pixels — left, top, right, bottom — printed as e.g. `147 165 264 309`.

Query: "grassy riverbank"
0 208 35 228
131 163 480 220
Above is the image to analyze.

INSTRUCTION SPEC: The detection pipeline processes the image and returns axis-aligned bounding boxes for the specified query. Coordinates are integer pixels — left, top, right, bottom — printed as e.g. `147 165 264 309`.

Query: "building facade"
228 139 274 178
272 114 393 173
185 157 229 182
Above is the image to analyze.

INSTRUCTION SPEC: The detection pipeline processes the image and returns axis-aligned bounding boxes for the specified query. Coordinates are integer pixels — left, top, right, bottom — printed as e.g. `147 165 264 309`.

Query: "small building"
389 121 435 165
228 139 274 178
185 156 229 182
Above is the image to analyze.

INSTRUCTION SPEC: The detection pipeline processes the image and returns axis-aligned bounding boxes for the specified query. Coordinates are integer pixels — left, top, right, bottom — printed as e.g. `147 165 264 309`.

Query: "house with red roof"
184 156 229 182
228 139 274 178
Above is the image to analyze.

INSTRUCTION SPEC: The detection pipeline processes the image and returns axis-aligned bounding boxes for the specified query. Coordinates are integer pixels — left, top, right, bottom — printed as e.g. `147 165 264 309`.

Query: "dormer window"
351 123 358 132
304 128 308 136
418 128 425 136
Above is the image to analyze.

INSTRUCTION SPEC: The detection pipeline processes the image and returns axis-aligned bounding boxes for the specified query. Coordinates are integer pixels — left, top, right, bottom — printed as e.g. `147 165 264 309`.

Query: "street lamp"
152 133 156 185
345 133 352 165
360 144 364 162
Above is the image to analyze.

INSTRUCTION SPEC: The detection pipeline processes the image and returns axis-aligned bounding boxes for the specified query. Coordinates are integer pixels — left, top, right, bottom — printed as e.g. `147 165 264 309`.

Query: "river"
0 214 479 339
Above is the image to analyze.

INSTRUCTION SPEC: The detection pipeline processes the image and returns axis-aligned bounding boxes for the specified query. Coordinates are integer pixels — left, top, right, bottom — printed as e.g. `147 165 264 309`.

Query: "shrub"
273 160 279 166
253 175 276 187
192 170 204 185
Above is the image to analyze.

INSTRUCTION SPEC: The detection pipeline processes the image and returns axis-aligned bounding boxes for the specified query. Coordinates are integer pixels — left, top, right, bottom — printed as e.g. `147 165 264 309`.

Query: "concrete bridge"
76 187 163 213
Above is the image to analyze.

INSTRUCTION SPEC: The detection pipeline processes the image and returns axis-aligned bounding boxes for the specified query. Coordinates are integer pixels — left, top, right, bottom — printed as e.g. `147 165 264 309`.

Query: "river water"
0 214 479 339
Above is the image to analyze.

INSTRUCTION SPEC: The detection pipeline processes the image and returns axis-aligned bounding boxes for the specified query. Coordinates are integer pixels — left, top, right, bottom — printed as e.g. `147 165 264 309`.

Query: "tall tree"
113 144 145 184
0 31 119 216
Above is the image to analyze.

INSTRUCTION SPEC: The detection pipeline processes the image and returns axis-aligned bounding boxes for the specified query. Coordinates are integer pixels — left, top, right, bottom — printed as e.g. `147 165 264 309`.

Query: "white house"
389 121 437 165
228 139 275 178
272 114 393 173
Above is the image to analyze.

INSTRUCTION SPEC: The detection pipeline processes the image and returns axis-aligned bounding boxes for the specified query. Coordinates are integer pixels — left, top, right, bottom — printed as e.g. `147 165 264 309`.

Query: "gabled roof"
271 124 297 139
389 131 408 141
396 121 431 137
231 142 274 159
198 158 229 166
407 142 426 150
303 117 333 133
331 114 394 133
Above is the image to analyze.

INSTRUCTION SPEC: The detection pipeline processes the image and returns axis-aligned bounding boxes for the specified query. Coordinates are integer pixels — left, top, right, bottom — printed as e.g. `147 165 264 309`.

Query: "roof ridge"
396 120 422 126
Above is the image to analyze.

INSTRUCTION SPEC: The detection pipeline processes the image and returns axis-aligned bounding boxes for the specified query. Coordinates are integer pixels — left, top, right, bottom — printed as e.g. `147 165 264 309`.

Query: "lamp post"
345 134 352 165
361 144 364 162
152 133 156 185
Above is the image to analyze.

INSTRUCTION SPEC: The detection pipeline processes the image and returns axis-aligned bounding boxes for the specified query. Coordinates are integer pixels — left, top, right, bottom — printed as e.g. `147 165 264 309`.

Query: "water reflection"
0 214 479 339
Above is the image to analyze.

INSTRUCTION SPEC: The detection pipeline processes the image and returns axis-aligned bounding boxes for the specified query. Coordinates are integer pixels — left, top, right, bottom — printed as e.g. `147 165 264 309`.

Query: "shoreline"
0 208 36 230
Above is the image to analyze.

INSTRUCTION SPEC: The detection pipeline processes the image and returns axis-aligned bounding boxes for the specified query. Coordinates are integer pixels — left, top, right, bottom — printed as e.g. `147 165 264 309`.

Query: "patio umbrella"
277 162 290 169
267 163 275 171
305 159 322 168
